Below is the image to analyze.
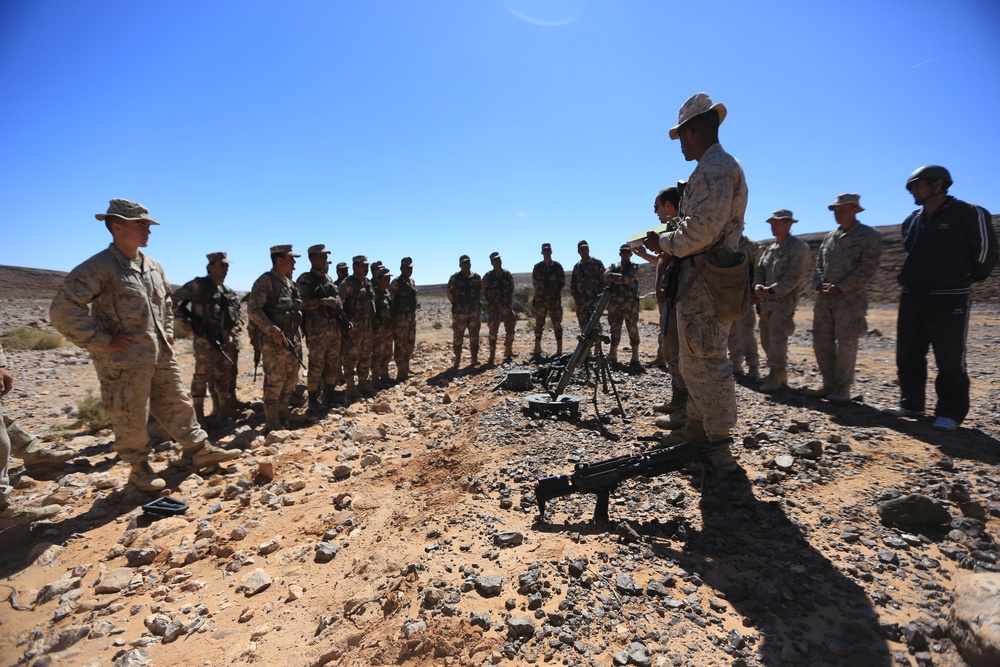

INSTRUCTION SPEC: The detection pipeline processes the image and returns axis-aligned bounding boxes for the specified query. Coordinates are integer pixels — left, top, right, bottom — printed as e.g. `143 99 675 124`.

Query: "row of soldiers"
172 246 418 434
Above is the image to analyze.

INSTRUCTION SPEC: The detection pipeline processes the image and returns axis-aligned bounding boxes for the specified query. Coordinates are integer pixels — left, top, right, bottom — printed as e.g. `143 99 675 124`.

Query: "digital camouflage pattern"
727 236 763 369
389 275 418 368
296 269 347 390
248 270 303 410
755 235 811 370
482 268 516 346
447 270 482 359
570 256 606 330
604 259 640 350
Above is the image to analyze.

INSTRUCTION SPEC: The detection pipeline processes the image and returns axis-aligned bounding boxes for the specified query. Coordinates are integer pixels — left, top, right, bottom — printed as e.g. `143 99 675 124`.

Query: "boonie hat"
95 198 159 225
206 252 229 264
270 244 301 257
669 93 727 140
766 209 797 223
308 244 331 256
400 257 413 268
827 194 865 212
489 251 501 262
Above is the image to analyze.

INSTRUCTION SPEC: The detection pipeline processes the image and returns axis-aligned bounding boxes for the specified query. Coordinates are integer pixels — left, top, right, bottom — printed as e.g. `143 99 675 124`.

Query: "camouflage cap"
371 260 384 272
400 256 413 268
828 193 865 212
767 209 798 223
95 198 159 225
335 261 348 270
489 251 501 262
669 93 727 140
541 243 552 253
206 251 229 264
270 244 301 257
619 243 631 253
352 255 369 265
376 266 392 278
308 244 331 256
578 240 589 249
459 254 471 264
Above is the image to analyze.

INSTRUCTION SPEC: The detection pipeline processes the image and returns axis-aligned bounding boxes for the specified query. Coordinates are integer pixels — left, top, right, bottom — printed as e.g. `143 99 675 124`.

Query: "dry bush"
77 392 112 432
0 327 65 351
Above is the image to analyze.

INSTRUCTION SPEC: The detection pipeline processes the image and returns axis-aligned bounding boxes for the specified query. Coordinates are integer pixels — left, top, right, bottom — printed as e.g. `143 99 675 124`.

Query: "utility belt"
669 245 750 323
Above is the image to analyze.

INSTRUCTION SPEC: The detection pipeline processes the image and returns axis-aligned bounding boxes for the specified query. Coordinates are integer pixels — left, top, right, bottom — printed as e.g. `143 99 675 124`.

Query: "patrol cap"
489 251 501 261
270 244 301 257
95 198 159 225
308 244 331 256
376 266 391 278
206 251 229 264
669 93 727 141
619 243 631 253
541 243 552 253
352 254 368 264
766 209 797 223
335 261 348 270
578 240 589 249
371 260 384 273
828 194 865 212
400 257 413 268
459 254 471 264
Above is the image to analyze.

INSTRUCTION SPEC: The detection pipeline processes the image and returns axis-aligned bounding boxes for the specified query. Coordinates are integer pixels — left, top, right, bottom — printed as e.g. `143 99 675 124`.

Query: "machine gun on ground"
176 302 235 366
534 439 707 523
526 286 625 420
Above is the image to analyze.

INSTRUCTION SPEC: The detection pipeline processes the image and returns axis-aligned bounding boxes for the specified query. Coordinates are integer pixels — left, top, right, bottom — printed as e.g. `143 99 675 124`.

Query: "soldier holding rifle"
296 244 350 411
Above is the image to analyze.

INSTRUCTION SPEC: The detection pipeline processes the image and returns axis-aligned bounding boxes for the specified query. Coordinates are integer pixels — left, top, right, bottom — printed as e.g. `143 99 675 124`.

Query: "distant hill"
0 265 68 299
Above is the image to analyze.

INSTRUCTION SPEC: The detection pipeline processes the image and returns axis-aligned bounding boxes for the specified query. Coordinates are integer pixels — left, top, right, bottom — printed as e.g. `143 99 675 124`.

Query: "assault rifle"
176 302 235 366
535 439 707 523
280 330 306 370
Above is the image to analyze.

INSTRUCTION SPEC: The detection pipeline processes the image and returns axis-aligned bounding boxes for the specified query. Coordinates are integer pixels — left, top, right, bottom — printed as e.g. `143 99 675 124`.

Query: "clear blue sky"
2 0 998 290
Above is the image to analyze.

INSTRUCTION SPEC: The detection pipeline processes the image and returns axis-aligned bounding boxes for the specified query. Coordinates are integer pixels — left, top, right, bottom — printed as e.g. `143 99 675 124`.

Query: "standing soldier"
754 210 812 392
531 243 565 358
248 245 304 431
570 240 606 331
371 266 394 388
173 252 242 425
447 255 482 368
482 251 517 365
51 199 240 491
334 261 350 387
604 244 641 365
807 194 882 405
389 257 418 381
296 244 350 411
339 255 376 398
727 235 763 380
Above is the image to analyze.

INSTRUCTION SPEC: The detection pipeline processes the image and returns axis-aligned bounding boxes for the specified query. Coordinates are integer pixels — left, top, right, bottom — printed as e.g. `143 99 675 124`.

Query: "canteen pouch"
700 248 751 322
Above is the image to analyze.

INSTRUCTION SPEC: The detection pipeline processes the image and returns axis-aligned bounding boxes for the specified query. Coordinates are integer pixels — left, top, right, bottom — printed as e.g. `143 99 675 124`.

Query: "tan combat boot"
657 419 705 446
759 368 787 393
396 360 409 382
533 338 543 358
470 347 479 366
192 442 242 469
487 341 497 366
608 342 619 363
0 502 61 529
704 436 740 478
827 386 852 406
503 338 514 363
629 347 640 366
128 461 166 492
452 347 462 369
264 404 285 432
803 384 835 398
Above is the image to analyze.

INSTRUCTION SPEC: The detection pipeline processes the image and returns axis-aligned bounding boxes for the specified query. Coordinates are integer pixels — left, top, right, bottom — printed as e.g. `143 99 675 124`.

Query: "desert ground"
1 295 998 667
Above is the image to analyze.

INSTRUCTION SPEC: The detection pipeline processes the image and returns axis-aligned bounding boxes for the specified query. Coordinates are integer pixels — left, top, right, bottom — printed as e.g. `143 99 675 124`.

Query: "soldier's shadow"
425 364 492 387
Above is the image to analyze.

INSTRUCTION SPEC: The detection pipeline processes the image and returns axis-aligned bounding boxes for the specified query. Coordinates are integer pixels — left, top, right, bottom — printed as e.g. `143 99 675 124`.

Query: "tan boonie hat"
669 93 728 140
95 198 159 224
206 252 229 263
400 257 413 268
270 244 301 257
352 255 368 264
767 209 798 223
308 244 331 256
828 193 865 212
489 251 501 261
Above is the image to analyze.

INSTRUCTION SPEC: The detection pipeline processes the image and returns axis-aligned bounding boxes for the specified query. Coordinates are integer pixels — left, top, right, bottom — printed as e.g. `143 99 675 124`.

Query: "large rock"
949 573 1000 667
878 494 952 526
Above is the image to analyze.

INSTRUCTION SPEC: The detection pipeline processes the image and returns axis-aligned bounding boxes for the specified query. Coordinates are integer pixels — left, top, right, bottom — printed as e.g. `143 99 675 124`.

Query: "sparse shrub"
639 296 658 311
512 287 534 318
77 392 112 432
566 297 576 312
0 327 65 351
173 319 192 340
432 321 443 330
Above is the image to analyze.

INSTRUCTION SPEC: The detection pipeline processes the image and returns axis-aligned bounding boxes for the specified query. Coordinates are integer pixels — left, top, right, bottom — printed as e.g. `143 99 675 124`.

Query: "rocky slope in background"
0 292 998 667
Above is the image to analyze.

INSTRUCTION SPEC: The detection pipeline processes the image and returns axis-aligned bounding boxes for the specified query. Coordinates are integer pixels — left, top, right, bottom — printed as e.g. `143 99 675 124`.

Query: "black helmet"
907 165 952 191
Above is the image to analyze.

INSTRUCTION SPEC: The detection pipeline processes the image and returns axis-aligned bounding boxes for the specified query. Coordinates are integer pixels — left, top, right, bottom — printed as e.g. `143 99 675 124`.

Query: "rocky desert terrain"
1 266 999 667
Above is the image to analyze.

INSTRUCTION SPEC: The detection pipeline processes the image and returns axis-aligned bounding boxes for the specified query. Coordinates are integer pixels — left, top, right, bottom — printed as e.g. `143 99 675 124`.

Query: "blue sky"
2 0 998 289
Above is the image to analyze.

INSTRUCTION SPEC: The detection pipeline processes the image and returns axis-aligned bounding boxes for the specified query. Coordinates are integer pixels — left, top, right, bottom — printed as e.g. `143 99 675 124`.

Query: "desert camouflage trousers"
533 298 563 340
0 402 11 505
261 337 301 410
452 307 481 355
675 274 736 437
392 315 416 365
607 300 639 348
813 296 867 389
191 336 238 399
727 306 760 367
372 326 393 377
486 305 516 343
659 301 686 392
759 299 797 370
1 411 54 504
575 301 603 335
94 359 207 465
304 325 342 391
344 326 373 381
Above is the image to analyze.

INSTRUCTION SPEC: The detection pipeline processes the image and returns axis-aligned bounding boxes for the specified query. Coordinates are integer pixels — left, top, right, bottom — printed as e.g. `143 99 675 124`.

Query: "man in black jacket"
883 166 997 431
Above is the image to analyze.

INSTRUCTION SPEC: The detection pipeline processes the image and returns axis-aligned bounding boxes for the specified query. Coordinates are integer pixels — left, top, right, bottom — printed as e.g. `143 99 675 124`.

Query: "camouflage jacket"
604 261 640 302
248 270 303 341
389 277 418 319
447 271 482 313
373 285 392 330
51 244 175 368
296 270 349 330
482 268 514 308
571 257 606 306
755 236 812 301
813 222 882 296
532 260 565 301
172 276 242 338
340 274 375 326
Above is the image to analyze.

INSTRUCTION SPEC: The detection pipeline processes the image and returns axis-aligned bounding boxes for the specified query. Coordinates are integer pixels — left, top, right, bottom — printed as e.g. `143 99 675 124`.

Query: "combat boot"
128 461 166 492
653 386 688 414
759 368 787 393
216 393 239 421
345 377 362 400
264 404 285 432
192 442 242 469
452 347 462 369
533 338 543 358
731 358 744 377
487 341 497 366
396 361 409 382
654 413 688 430
308 389 329 412
470 347 479 366
359 374 377 397
555 335 563 356
608 342 619 364
629 347 640 366
657 419 705 446
503 338 514 363
804 383 835 398
0 502 61 529
746 365 760 381
827 386 852 406
704 436 740 478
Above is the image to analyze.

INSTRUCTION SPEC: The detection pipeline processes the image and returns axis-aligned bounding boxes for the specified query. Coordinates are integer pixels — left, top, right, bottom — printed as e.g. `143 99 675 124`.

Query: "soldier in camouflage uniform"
371 266 394 388
531 243 565 358
447 255 482 368
570 240 606 332
334 261 350 386
173 252 242 424
339 255 376 398
51 199 240 491
650 94 746 475
389 257 418 381
727 235 763 380
296 244 350 411
754 210 812 392
604 244 641 365
806 194 882 405
482 251 517 365
248 245 305 430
